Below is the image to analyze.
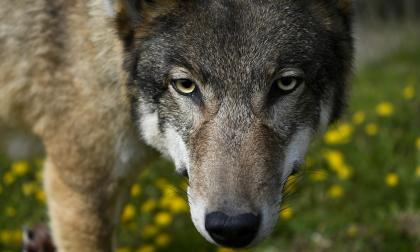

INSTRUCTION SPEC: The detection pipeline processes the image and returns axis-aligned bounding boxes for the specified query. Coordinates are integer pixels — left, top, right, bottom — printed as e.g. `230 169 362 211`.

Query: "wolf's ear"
112 0 180 50
313 0 352 31
322 0 352 16
335 0 352 15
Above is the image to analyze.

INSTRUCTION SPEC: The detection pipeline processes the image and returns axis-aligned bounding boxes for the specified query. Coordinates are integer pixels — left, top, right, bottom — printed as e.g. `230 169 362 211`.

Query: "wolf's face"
117 0 352 248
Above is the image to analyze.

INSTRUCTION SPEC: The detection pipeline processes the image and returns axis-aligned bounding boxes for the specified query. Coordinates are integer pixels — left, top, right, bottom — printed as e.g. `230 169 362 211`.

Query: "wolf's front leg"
43 158 130 252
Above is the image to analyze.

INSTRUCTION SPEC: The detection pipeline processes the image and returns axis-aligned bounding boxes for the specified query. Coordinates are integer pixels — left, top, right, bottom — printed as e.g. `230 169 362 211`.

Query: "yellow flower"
22 183 37 196
131 184 142 197
141 199 157 213
365 123 378 136
36 190 46 203
116 248 131 252
352 111 366 125
310 169 328 182
323 150 344 169
284 175 297 194
336 165 352 180
5 207 16 217
11 161 29 176
12 230 22 244
279 205 293 220
180 181 189 191
416 166 420 178
385 172 399 187
324 123 353 145
36 170 43 182
403 85 415 100
121 204 136 222
328 185 344 199
136 245 155 252
324 130 341 145
346 224 358 237
376 102 394 117
3 172 15 185
154 178 169 189
0 230 12 244
141 225 159 238
154 233 171 247
416 137 420 150
154 212 173 227
169 196 189 213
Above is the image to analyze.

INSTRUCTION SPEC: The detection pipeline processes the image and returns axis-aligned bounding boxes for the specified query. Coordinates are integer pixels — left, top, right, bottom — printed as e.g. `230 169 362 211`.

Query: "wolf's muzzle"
205 212 260 248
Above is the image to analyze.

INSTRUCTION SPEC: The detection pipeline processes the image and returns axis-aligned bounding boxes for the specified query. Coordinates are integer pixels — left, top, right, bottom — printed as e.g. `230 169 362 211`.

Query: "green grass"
0 44 419 252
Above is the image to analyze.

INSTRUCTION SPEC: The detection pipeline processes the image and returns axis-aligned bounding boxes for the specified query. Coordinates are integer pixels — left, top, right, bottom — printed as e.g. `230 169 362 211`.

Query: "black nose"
205 211 260 248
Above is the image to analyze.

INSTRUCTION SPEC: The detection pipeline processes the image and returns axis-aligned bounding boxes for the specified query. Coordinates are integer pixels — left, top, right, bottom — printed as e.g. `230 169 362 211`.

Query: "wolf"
0 0 353 250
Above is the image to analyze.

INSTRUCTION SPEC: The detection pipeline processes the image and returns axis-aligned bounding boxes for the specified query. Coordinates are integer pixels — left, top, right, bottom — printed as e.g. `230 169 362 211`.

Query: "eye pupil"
281 77 293 87
180 80 193 89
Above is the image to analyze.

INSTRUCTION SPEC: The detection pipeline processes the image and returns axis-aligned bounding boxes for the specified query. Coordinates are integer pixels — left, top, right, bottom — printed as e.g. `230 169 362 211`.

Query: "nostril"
205 211 260 248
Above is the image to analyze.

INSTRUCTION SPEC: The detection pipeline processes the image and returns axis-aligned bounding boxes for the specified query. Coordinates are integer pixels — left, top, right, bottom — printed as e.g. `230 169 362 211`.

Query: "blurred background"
0 1 419 251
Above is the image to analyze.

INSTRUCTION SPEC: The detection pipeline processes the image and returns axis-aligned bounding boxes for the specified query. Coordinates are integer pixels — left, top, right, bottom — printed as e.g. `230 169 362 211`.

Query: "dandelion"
385 172 399 187
154 212 173 227
36 170 43 182
22 182 37 196
403 85 415 100
141 199 157 213
416 166 420 178
376 102 394 117
0 230 12 244
136 245 155 252
180 181 189 191
279 205 293 220
121 204 136 222
5 207 16 217
141 225 159 238
131 184 142 197
36 190 46 203
324 130 341 144
169 196 189 213
365 123 378 136
3 172 15 185
352 111 365 125
284 175 297 194
12 230 22 244
324 123 353 145
416 137 420 150
327 185 344 199
310 169 328 182
11 161 29 176
336 165 352 180
346 224 358 237
323 150 344 169
154 233 171 247
154 178 169 189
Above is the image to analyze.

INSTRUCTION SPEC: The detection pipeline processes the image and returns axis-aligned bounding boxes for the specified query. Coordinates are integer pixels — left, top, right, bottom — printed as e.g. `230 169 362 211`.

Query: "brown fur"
0 1 155 251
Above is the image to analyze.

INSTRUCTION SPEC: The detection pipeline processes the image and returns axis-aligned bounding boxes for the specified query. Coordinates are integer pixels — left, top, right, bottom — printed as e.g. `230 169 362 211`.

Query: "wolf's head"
115 0 353 248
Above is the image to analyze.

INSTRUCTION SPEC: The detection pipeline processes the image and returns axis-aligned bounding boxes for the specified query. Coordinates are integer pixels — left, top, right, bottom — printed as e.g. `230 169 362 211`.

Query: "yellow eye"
276 76 300 91
172 79 197 95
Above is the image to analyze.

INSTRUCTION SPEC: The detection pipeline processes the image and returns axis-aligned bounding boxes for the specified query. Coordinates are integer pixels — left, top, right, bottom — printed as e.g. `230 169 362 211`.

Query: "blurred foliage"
1 33 420 252
355 0 420 22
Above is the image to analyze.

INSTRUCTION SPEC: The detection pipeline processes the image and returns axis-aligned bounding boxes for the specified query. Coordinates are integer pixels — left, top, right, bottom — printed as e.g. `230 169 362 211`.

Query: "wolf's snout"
205 212 260 248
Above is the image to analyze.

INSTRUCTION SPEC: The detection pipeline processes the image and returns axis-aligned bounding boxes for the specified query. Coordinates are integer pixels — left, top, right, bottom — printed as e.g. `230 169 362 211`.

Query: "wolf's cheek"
164 126 191 176
281 127 313 181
